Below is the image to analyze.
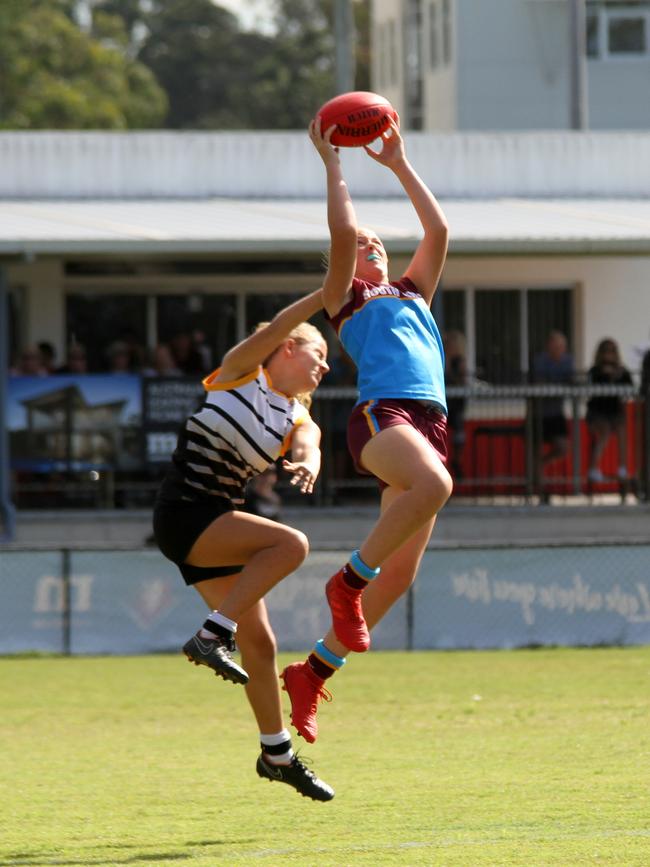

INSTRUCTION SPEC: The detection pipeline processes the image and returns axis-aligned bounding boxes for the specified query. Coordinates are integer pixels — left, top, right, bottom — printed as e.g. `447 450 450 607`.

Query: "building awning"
2 197 650 257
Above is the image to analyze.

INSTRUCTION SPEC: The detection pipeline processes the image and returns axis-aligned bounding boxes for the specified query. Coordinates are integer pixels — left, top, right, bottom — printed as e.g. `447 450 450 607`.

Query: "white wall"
8 260 65 357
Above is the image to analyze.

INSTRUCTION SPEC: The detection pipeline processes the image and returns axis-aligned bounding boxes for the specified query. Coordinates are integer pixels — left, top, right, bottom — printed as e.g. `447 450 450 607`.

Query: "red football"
316 91 398 147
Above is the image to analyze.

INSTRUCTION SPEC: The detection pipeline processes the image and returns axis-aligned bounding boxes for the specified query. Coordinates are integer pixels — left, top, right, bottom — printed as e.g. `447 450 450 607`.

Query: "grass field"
1 647 649 866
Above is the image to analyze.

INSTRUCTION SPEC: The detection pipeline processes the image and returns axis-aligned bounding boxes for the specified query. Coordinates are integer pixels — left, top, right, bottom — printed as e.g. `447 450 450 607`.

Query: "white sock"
260 729 294 765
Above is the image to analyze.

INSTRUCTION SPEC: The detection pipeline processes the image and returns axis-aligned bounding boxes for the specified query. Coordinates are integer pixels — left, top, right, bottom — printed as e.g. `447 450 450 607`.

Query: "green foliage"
0 0 167 129
0 0 371 130
1 648 649 865
93 0 368 129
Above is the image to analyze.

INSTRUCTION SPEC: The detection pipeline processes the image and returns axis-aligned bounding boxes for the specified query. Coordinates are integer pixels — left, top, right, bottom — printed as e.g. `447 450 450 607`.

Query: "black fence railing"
7 381 649 509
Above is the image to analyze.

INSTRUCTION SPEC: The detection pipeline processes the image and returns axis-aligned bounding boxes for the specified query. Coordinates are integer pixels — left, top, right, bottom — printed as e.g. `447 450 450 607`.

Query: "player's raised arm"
309 118 358 318
218 289 323 381
365 119 449 306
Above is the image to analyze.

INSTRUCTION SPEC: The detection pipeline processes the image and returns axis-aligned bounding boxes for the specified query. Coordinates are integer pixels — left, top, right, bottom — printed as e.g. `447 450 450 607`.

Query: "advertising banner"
141 376 204 465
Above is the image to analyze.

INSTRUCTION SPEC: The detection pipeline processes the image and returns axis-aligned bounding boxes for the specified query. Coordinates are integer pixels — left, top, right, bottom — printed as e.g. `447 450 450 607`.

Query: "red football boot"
280 661 332 744
325 568 371 652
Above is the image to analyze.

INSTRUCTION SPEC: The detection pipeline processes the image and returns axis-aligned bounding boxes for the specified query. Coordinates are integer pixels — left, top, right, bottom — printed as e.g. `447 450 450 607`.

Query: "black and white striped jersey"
159 366 310 507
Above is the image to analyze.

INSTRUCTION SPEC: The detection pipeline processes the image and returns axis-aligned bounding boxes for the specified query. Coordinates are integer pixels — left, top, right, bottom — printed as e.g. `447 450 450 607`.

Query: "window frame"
587 4 650 60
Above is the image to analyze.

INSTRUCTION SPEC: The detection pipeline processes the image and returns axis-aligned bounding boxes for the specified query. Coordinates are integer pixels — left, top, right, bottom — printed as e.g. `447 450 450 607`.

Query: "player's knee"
418 465 453 513
282 527 310 568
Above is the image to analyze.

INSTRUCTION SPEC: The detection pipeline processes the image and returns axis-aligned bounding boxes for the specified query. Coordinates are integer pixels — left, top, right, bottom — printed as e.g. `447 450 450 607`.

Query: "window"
404 0 424 128
587 11 600 57
157 294 236 371
442 0 452 65
441 287 573 384
429 1 439 69
475 291 521 384
608 12 646 52
388 20 398 84
66 294 147 372
586 3 650 58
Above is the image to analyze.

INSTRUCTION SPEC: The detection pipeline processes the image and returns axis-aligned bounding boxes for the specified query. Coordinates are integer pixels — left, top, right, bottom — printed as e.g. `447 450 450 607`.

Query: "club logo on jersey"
361 283 419 301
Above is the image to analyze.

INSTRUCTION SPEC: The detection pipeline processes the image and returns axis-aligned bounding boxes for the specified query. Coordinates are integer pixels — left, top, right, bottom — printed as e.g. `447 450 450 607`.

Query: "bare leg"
324 485 436 656
280 486 438 742
193 578 283 732
355 424 452 568
192 579 334 800
186 511 309 621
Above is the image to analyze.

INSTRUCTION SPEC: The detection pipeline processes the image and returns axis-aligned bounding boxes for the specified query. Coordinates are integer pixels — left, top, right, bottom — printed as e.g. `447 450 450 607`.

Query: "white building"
1 130 649 381
372 0 650 131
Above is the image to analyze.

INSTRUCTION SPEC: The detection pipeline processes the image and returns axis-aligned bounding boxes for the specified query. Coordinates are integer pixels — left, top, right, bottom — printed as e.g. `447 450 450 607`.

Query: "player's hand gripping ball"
316 91 398 147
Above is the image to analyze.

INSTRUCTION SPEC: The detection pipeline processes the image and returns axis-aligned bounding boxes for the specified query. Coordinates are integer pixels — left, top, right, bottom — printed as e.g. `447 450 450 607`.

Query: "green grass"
1 648 649 866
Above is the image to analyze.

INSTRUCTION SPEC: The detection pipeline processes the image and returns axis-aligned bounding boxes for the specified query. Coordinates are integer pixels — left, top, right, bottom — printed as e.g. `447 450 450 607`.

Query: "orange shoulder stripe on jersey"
202 366 262 391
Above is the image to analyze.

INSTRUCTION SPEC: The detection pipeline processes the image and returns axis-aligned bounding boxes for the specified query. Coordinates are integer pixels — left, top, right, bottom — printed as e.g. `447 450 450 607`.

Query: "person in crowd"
323 347 358 484
56 343 88 374
37 341 57 374
243 465 282 522
118 328 146 371
586 337 633 484
10 345 48 376
106 341 133 373
443 330 468 481
281 115 452 745
192 328 213 372
142 343 182 377
532 330 574 500
152 289 334 801
169 331 206 375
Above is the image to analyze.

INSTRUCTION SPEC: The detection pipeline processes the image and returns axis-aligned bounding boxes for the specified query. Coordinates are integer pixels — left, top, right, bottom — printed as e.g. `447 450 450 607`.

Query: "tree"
0 0 167 129
136 0 248 128
95 0 369 129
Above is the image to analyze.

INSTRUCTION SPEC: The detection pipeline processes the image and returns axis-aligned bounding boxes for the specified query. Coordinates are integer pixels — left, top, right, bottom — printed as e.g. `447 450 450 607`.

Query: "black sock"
308 653 337 680
341 562 368 590
201 619 232 641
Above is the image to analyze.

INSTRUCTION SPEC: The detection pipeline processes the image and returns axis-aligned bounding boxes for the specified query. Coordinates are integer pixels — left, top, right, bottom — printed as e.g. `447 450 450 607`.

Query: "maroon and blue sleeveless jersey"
326 277 447 409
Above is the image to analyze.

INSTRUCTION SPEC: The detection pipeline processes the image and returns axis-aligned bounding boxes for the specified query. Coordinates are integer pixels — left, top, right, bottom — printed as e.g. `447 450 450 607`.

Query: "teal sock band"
314 639 346 669
349 549 381 581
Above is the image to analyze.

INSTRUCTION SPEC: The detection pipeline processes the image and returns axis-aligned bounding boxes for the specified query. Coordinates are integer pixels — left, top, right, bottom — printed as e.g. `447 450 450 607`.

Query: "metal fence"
313 383 649 504
1 541 649 654
7 381 649 510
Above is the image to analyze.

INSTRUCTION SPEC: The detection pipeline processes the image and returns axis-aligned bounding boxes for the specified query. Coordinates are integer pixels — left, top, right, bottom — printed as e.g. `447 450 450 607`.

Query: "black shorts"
153 498 244 586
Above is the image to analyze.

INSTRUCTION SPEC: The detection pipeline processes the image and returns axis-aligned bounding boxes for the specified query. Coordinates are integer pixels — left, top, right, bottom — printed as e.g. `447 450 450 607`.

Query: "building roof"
2 131 650 257
1 196 650 257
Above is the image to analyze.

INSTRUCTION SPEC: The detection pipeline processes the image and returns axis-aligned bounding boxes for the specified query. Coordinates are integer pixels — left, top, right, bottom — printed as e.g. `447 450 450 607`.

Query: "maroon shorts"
347 398 449 489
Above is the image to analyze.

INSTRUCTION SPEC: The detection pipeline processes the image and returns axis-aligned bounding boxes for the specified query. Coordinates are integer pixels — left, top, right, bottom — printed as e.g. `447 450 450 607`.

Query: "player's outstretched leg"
325 550 380 652
256 752 334 801
183 617 249 685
